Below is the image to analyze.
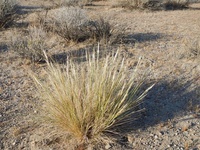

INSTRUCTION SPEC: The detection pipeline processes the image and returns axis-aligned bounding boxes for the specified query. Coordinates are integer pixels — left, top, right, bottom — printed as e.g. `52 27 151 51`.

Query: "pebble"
159 131 164 135
12 141 16 146
150 133 154 137
154 135 158 139
105 143 111 149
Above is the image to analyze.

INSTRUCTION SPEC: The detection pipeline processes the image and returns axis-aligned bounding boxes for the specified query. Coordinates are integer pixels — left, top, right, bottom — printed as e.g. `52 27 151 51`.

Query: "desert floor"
0 1 200 150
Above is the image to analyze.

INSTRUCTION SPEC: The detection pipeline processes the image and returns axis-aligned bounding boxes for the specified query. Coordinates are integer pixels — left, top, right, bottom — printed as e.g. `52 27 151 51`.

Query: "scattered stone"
105 143 111 149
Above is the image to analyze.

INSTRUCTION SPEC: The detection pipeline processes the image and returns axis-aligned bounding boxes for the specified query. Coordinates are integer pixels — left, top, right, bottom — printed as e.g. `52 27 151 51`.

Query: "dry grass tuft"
182 38 200 60
10 26 48 62
32 49 154 148
0 0 18 29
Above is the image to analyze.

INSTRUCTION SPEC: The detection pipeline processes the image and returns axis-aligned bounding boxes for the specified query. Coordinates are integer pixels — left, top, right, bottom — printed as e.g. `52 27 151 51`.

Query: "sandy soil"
0 1 200 150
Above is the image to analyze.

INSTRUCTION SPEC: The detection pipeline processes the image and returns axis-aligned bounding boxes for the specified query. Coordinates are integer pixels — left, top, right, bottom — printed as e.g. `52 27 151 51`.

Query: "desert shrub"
52 0 93 7
114 0 162 10
32 50 154 148
163 0 189 10
114 0 190 10
114 0 144 9
0 0 18 29
53 0 79 7
42 7 122 43
11 26 48 62
43 7 90 42
84 18 125 44
142 0 163 10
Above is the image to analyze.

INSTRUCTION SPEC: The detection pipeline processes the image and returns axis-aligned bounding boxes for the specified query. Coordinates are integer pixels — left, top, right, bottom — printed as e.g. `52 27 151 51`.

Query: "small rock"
87 145 93 150
12 140 16 146
105 143 111 149
0 87 2 94
159 131 164 136
174 132 178 136
150 133 154 137
197 144 200 149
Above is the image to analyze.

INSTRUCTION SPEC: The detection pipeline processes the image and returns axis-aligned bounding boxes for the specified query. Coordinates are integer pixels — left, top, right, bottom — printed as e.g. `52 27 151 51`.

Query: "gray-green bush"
42 7 123 43
0 0 17 29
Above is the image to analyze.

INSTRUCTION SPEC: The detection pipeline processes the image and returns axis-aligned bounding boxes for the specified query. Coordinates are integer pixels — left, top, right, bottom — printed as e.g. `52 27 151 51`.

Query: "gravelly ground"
0 1 200 150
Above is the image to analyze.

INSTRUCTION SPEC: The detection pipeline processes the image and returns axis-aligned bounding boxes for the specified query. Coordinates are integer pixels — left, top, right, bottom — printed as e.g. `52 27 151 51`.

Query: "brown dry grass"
0 0 200 150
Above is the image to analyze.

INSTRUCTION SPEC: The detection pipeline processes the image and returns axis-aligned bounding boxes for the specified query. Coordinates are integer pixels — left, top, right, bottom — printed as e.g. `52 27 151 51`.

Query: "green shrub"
32 49 154 148
0 0 18 29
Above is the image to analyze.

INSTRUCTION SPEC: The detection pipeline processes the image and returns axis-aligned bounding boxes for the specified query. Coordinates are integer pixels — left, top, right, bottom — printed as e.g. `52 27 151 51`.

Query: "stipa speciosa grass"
32 48 154 149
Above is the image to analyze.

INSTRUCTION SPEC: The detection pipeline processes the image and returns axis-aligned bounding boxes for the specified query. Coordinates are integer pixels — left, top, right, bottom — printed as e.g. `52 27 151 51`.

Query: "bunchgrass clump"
11 26 48 62
183 38 200 60
0 0 18 29
33 49 154 148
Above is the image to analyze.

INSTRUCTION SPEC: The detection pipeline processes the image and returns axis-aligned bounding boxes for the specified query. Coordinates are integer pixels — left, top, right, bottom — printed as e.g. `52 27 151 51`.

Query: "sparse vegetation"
114 0 190 10
1 0 200 149
43 7 90 42
163 0 189 10
52 0 93 8
188 39 200 59
10 26 48 62
33 50 153 148
183 38 200 59
42 7 123 43
0 0 18 29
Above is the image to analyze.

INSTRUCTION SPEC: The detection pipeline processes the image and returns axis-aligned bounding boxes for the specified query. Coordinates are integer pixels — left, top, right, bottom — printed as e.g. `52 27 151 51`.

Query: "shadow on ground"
51 44 118 64
141 78 199 126
16 5 43 15
0 44 8 53
51 32 166 63
122 32 166 44
114 77 199 135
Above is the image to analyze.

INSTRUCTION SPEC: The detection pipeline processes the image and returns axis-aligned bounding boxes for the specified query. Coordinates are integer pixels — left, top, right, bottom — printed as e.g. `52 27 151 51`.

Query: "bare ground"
0 1 200 150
